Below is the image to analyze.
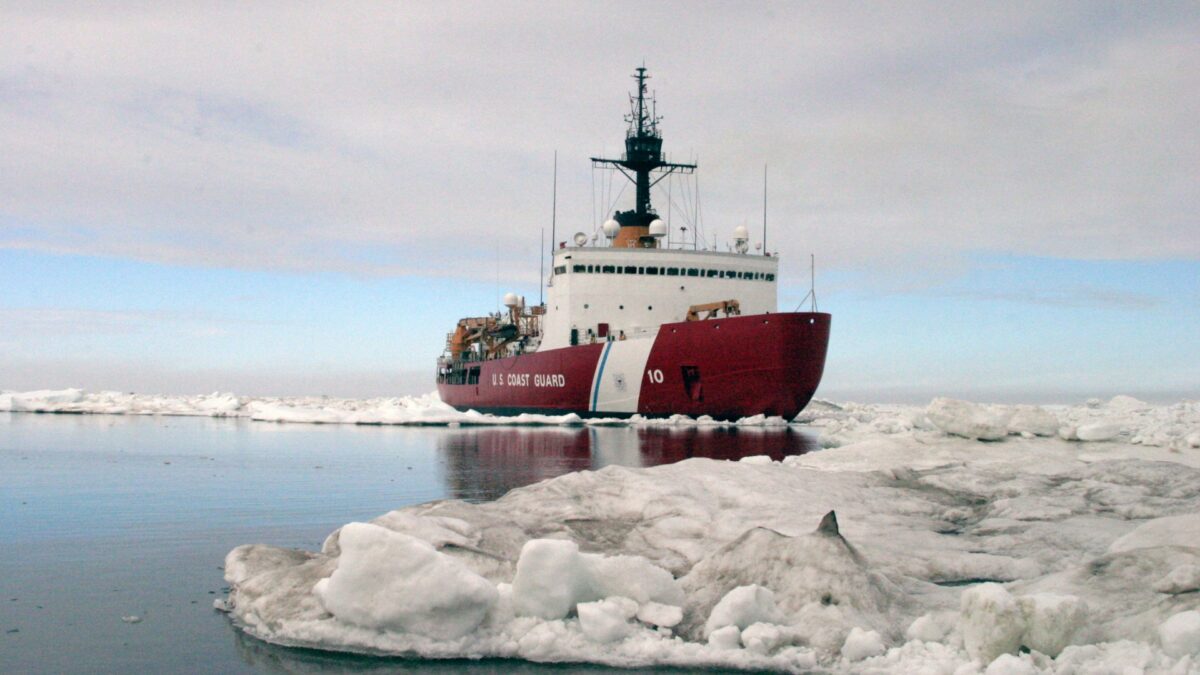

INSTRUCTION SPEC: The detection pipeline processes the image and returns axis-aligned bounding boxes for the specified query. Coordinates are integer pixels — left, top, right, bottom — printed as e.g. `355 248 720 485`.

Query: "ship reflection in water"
438 425 819 502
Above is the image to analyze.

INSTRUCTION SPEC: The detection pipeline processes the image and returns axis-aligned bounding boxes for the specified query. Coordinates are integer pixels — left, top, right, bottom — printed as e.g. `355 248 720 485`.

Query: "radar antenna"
591 67 696 247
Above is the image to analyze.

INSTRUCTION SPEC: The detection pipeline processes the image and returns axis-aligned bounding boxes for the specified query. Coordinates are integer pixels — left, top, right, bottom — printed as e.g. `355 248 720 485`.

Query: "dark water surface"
0 413 817 673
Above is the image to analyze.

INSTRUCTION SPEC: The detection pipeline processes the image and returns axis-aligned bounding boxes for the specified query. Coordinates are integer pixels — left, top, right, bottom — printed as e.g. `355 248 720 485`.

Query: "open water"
0 412 817 673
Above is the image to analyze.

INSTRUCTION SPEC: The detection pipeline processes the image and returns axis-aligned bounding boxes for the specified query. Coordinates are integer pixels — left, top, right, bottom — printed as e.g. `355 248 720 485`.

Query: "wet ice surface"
207 395 1200 674
0 410 813 673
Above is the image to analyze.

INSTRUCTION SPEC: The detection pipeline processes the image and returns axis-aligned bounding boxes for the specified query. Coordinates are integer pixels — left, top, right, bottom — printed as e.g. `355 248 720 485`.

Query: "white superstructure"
540 245 779 350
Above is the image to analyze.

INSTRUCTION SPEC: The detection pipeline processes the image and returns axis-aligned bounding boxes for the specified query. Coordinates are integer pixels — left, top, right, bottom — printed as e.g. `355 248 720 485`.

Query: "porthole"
619 305 624 310
648 306 653 310
584 304 589 309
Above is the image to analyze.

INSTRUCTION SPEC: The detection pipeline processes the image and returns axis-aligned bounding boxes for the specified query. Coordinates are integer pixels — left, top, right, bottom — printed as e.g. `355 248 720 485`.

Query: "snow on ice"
201 395 1200 672
5 388 1199 670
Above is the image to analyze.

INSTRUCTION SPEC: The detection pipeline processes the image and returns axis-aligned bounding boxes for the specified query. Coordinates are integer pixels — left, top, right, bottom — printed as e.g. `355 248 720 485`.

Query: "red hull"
437 312 830 421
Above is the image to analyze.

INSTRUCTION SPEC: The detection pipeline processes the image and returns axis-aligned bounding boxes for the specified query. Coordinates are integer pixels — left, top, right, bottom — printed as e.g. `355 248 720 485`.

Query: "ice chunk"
927 398 1009 441
840 626 885 661
1108 513 1200 553
1154 564 1200 595
1159 610 1200 658
509 539 681 621
707 624 741 650
680 513 894 648
961 583 1024 662
738 455 774 465
740 622 789 655
905 612 953 643
312 522 497 639
1075 421 1122 442
1006 405 1060 437
704 585 778 637
587 553 684 606
510 539 594 620
984 653 1039 675
576 597 637 643
635 601 682 628
1017 593 1085 657
1107 395 1151 413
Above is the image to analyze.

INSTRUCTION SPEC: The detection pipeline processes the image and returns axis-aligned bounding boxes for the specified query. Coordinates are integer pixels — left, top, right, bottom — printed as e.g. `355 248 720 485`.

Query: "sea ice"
961 583 1025 662
312 522 497 639
840 626 886 661
12 387 1195 671
703 585 779 637
215 397 1200 670
926 397 1010 441
1159 610 1200 659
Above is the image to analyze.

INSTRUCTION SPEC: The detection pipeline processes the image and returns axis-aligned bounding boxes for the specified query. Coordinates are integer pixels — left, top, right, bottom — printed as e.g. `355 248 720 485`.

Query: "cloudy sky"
1 2 1196 402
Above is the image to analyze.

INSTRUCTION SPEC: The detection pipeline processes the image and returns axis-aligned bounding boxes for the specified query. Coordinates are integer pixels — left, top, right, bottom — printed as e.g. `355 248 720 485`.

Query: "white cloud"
1 3 1196 283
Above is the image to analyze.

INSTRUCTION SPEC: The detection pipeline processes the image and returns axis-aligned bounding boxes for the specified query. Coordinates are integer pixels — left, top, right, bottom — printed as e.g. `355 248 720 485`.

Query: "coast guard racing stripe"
588 332 658 414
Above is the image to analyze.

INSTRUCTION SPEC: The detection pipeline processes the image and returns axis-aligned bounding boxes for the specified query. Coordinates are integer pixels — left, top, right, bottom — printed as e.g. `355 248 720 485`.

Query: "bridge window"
766 273 775 281
624 265 637 274
687 268 699 277
573 265 585 273
706 269 718 278
555 265 566 274
646 267 659 276
601 265 615 273
666 267 679 276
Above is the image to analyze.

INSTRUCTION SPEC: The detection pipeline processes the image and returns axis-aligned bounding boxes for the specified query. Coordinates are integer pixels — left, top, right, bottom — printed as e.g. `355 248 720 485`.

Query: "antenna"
539 227 544 306
551 150 558 254
762 164 768 255
811 254 818 312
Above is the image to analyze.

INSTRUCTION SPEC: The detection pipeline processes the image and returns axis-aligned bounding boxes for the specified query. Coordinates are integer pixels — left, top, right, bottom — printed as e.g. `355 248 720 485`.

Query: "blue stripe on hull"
590 341 613 412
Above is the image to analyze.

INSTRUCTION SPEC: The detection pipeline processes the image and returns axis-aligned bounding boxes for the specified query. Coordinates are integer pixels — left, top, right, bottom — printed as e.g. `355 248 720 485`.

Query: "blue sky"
3 248 1194 402
1 3 1196 402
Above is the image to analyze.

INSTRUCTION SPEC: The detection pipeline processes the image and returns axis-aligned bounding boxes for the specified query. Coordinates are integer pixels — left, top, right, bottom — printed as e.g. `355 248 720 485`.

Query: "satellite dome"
648 219 667 237
733 225 749 241
502 292 519 308
602 219 620 238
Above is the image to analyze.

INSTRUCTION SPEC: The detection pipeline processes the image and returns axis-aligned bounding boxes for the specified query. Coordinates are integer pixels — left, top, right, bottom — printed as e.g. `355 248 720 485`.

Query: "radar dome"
602 219 620 238
733 225 749 241
573 231 588 246
648 219 667 238
502 292 519 308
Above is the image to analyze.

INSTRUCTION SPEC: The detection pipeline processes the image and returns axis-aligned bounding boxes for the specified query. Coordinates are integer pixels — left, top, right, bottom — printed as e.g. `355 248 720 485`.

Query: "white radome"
502 292 519 308
602 220 620 238
733 225 749 241
648 219 667 237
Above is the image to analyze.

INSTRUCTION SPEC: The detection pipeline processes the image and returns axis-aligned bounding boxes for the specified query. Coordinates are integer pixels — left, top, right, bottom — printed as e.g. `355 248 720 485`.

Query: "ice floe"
3 389 1197 450
214 395 1200 672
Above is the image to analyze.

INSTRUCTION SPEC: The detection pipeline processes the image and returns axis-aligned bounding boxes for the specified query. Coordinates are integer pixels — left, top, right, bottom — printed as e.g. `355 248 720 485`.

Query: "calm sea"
0 412 816 673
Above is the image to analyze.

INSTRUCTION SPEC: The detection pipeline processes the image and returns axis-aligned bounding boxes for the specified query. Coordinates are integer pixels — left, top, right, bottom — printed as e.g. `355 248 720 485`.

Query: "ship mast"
592 67 696 247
